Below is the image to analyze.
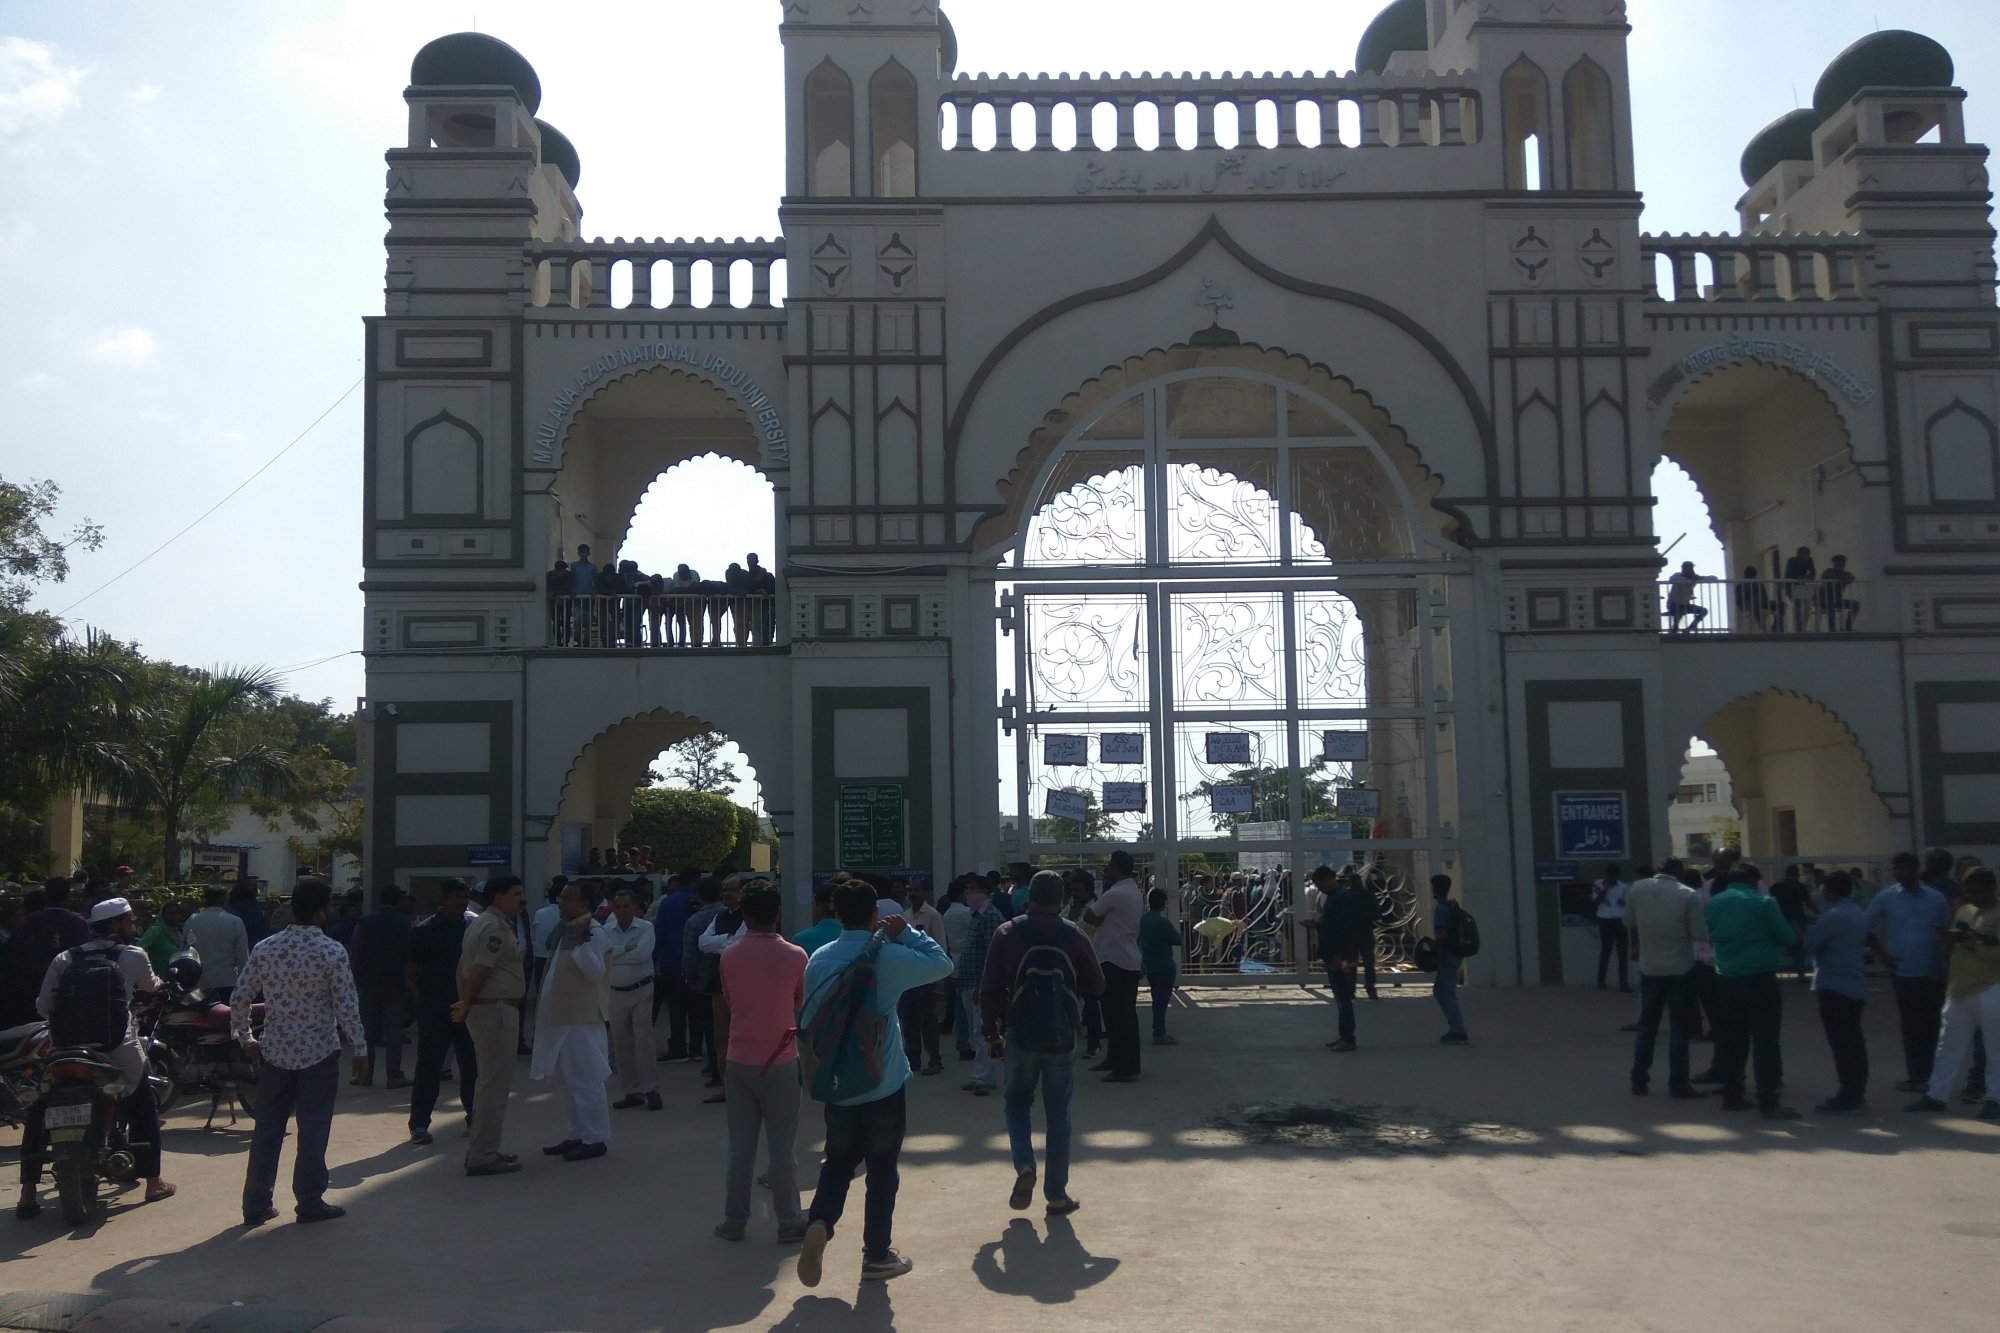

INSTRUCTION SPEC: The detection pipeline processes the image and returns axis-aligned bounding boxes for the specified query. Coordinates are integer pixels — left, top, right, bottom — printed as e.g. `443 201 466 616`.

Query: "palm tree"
0 616 137 821
117 665 307 881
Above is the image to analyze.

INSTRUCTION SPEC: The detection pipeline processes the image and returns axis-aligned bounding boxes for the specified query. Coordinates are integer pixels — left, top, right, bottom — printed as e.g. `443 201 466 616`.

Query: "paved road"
3 981 1995 1332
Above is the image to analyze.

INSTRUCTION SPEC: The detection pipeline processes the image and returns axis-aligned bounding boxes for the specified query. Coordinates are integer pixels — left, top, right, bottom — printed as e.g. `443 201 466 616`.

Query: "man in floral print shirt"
231 879 368 1227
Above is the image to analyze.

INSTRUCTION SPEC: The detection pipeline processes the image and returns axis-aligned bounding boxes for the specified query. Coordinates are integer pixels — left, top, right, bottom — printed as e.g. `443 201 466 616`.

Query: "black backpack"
48 947 131 1050
1447 903 1482 959
1005 917 1083 1053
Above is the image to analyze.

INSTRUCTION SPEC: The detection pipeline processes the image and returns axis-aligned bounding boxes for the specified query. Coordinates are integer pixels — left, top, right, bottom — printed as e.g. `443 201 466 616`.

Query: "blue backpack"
804 939 889 1102
1006 917 1083 1053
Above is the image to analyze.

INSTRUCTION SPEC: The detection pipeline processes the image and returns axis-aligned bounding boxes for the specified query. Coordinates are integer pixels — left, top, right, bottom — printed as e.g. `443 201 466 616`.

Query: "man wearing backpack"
979 870 1104 1216
19 897 177 1218
796 880 953 1287
1428 875 1471 1045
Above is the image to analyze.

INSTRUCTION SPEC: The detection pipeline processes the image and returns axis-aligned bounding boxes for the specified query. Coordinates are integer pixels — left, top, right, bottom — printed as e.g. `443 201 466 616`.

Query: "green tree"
0 475 102 614
1189 765 1337 834
116 665 312 881
653 732 742 794
621 786 740 871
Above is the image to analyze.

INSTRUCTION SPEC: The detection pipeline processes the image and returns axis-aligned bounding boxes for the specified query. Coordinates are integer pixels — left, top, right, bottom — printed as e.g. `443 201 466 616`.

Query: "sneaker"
1814 1098 1864 1115
385 1077 412 1090
612 1095 645 1110
1085 1044 1101 1059
562 1142 608 1161
1327 1039 1357 1053
1087 1060 1113 1073
956 1050 974 1062
1960 1087 1988 1106
646 1091 663 1111
1904 1096 1949 1113
410 1128 434 1145
1439 1032 1469 1045
713 1223 745 1242
1045 1197 1081 1217
861 1250 915 1281
797 1221 828 1287
776 1223 810 1244
1153 1034 1179 1046
542 1139 582 1157
296 1203 347 1223
1009 1167 1037 1211
962 1080 994 1095
921 1061 944 1076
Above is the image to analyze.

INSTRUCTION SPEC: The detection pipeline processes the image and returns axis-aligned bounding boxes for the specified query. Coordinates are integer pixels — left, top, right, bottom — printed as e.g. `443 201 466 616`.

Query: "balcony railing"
525 237 787 311
1656 579 1868 636
547 593 779 649
1640 232 1871 303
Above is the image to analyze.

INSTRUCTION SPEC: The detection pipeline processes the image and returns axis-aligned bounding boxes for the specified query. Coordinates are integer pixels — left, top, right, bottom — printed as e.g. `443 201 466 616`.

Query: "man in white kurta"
532 884 613 1161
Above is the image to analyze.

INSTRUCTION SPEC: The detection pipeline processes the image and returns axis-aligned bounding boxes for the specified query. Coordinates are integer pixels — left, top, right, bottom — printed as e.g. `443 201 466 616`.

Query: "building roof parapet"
523 236 787 311
1640 231 1874 304
944 68 1478 96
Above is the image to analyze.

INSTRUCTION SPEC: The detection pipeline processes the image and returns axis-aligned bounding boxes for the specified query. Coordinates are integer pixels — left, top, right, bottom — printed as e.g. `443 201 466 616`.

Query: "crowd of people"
1664 546 1862 633
1599 844 1997 1120
546 545 778 648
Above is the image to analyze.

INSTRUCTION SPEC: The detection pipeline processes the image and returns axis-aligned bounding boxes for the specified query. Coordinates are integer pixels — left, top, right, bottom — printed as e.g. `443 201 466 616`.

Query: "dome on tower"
1810 30 1952 121
1355 0 1427 76
410 32 542 113
939 10 958 79
1739 108 1819 187
535 120 580 189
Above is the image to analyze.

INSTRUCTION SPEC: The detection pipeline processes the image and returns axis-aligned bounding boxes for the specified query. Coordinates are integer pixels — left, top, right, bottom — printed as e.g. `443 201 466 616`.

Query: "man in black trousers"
406 878 479 1145
1315 866 1364 1052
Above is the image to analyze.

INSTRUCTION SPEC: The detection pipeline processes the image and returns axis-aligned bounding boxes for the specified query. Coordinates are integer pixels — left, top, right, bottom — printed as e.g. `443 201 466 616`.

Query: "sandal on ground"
144 1183 177 1204
1046 1197 1081 1217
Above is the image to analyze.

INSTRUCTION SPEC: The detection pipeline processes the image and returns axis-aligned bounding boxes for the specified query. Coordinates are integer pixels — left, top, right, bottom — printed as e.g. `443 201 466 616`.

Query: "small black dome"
939 10 958 79
1356 0 1427 76
1811 30 1952 120
1740 108 1819 187
411 33 542 113
535 119 580 189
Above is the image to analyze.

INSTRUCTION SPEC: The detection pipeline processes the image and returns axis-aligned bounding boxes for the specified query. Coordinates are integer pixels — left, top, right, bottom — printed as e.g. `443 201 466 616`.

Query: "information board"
1554 790 1627 859
1205 731 1253 765
1100 733 1145 765
839 784 905 868
1042 734 1089 766
1102 782 1147 813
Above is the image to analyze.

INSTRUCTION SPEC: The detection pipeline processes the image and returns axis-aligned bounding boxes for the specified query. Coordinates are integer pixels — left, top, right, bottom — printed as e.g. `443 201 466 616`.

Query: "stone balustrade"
1640 232 1871 303
525 237 787 311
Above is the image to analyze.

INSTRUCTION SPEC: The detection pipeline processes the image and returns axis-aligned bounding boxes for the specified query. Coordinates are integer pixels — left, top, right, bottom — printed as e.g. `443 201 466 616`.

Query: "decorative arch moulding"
529 350 790 470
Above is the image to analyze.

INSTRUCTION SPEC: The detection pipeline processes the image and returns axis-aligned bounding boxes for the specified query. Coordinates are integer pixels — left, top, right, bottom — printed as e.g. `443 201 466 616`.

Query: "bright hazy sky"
2 1 1992 740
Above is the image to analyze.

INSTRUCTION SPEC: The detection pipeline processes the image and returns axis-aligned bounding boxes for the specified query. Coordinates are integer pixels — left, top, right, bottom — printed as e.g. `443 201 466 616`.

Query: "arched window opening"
1562 57 1616 190
871 60 919 195
1501 58 1551 191
1925 401 1999 503
806 59 854 197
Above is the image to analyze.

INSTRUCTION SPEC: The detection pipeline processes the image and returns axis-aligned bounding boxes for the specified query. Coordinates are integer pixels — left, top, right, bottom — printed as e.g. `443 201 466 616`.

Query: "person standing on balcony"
747 553 778 644
1592 864 1632 993
1865 851 1951 1095
1665 561 1712 632
1782 546 1817 631
568 545 596 646
1734 565 1774 633
1820 555 1860 631
545 558 570 645
726 561 752 646
670 563 702 646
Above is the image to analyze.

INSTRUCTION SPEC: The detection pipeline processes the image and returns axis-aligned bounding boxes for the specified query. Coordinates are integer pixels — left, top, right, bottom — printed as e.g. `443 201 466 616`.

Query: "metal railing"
1640 232 1870 303
546 593 779 649
525 237 787 311
1656 578 1868 635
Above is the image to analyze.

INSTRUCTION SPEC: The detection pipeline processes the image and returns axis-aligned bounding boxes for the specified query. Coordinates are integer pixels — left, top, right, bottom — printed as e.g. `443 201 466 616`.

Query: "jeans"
1433 950 1466 1036
1715 972 1784 1108
408 1007 477 1131
1326 963 1357 1043
242 1049 340 1214
724 1060 802 1230
1596 920 1629 989
1890 974 1947 1086
1146 967 1177 1038
1925 985 2000 1104
358 985 406 1078
807 1087 906 1261
953 982 974 1057
1100 964 1143 1076
898 985 940 1068
1003 1046 1076 1201
960 989 994 1087
1630 970 1699 1089
1816 990 1868 1105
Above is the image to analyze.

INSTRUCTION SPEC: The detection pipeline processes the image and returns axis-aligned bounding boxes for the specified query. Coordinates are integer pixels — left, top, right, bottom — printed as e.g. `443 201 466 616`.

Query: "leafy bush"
622 787 741 871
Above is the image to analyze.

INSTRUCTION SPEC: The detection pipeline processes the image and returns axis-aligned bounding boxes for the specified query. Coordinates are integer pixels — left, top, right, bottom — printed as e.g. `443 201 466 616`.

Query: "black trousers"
1690 962 1721 1040
1100 964 1143 1076
1816 990 1868 1105
654 972 698 1058
1327 964 1357 1043
1597 920 1630 988
1715 972 1784 1108
807 1087 906 1262
898 985 940 1066
1890 974 1947 1086
1631 970 1699 1090
690 991 717 1078
408 1007 478 1131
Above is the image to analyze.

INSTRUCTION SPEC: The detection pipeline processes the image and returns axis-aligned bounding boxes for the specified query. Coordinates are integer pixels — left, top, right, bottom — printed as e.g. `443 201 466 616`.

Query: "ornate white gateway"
360 3 2000 984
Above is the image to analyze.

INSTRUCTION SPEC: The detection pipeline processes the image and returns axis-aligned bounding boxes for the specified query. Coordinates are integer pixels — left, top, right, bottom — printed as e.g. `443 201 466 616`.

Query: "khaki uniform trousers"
608 983 659 1096
464 1002 519 1167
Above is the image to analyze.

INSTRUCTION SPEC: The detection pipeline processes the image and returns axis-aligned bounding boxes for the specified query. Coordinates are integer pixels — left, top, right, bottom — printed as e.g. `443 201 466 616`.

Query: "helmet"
164 952 202 989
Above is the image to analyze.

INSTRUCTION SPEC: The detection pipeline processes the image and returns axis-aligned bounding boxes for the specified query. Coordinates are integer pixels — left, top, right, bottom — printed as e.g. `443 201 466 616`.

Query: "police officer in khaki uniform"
454 875 528 1176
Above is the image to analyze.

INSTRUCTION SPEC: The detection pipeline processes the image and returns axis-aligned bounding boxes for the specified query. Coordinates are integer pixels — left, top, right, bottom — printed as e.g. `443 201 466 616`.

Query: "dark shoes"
797 1221 829 1287
1719 1097 1755 1112
957 1050 975 1061
860 1250 915 1281
963 1080 994 1096
1046 1197 1081 1217
1690 1070 1726 1084
466 1160 521 1176
16 1195 40 1221
1667 1085 1710 1100
543 1139 582 1157
1327 1039 1358 1053
296 1203 347 1224
1153 1034 1179 1046
385 1077 412 1090
1814 1098 1865 1115
646 1090 663 1111
1905 1096 1949 1113
714 1223 746 1242
920 1061 944 1076
1760 1105 1802 1121
1087 1060 1113 1073
1630 1084 1649 1096
776 1223 811 1244
242 1205 279 1227
1010 1167 1037 1211
409 1128 434 1146
1102 1072 1141 1083
1894 1079 1921 1093
612 1095 646 1110
1982 1100 2000 1121
1439 1032 1469 1045
562 1141 608 1162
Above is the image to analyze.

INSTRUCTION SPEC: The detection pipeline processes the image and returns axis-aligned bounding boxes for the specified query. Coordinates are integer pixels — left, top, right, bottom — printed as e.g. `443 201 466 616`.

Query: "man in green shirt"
139 899 190 976
1703 865 1800 1120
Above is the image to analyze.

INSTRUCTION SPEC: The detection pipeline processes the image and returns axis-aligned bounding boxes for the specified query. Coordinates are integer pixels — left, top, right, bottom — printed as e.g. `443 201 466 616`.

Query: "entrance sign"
1322 731 1368 762
466 844 510 866
1042 734 1089 766
839 784 905 868
1205 732 1253 765
1210 783 1255 814
1554 791 1627 859
1100 733 1145 764
1044 789 1091 822
1334 788 1381 819
1102 782 1147 813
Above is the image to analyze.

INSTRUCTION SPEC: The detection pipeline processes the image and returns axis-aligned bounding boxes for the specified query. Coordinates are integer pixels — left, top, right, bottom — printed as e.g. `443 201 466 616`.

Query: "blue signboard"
466 844 511 866
1554 791 1627 859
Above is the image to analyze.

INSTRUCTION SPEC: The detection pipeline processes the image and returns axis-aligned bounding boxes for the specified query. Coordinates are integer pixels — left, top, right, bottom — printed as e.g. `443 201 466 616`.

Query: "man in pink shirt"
715 881 809 1243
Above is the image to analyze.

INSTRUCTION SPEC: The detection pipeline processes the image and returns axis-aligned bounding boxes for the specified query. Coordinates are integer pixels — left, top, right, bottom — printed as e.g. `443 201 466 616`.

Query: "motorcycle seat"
0 1022 48 1059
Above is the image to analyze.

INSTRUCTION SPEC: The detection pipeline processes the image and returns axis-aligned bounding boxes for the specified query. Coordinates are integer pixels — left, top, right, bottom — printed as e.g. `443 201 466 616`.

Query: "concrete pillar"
46 791 85 876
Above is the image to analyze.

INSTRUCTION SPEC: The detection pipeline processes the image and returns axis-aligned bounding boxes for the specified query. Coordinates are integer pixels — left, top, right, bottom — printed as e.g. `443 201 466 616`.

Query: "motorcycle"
0 1019 52 1129
29 1047 143 1226
134 953 259 1127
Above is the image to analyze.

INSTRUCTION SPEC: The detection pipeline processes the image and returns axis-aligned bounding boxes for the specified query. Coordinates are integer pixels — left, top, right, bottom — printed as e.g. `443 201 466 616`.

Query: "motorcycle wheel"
152 1050 182 1114
53 1159 102 1227
233 1077 258 1116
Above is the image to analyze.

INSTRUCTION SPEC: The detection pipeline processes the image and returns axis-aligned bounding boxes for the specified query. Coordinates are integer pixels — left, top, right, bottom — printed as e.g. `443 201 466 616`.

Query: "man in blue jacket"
1314 866 1364 1053
796 880 953 1288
